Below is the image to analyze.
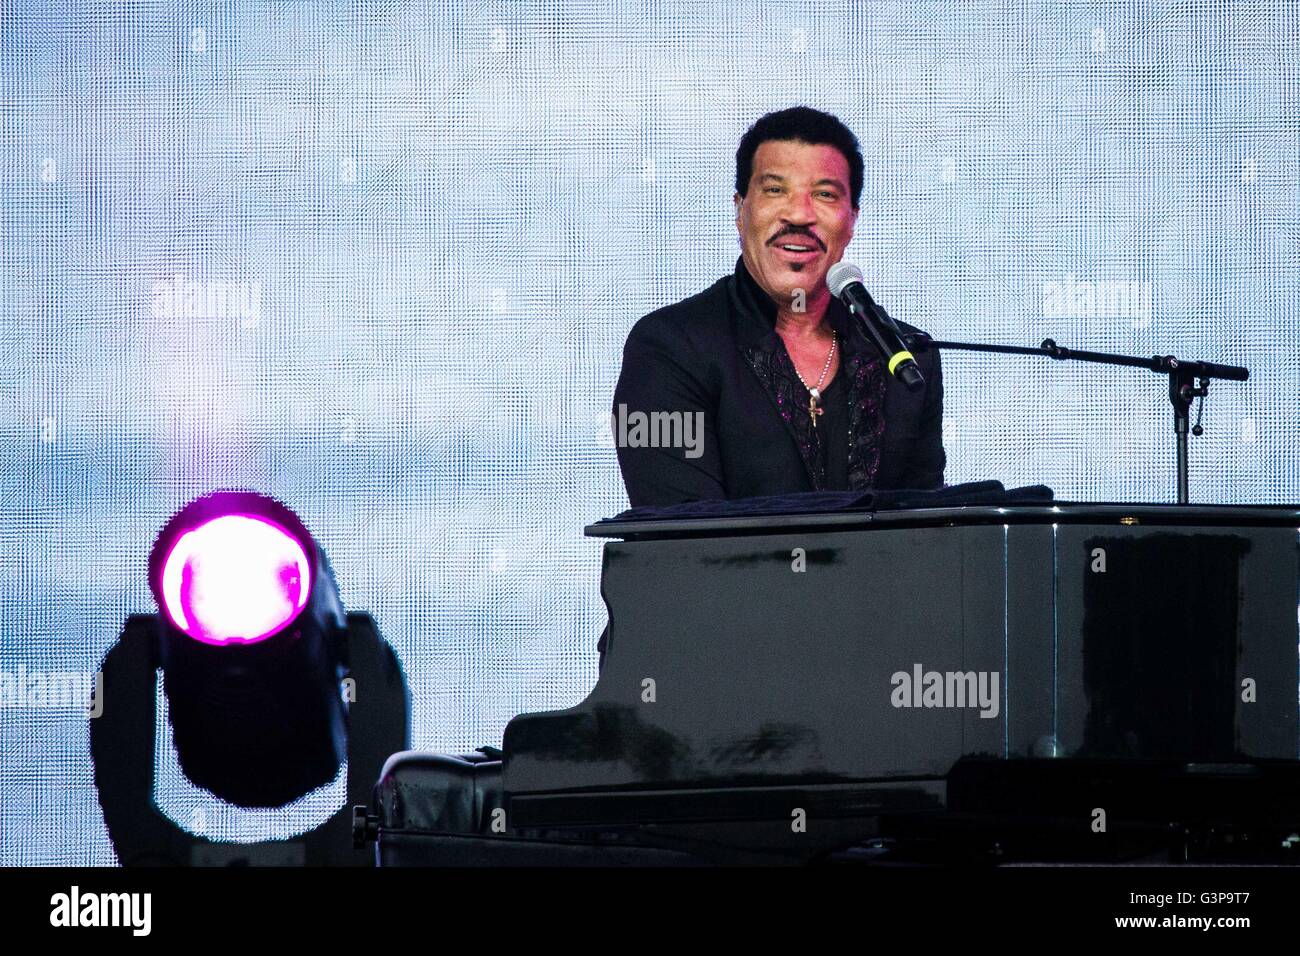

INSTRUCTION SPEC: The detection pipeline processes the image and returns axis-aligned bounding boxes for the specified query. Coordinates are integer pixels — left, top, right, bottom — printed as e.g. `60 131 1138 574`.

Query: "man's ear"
733 191 743 228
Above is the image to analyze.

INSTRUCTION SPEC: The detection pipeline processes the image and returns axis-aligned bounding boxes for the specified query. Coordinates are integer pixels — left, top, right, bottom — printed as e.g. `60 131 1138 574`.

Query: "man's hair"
734 106 864 210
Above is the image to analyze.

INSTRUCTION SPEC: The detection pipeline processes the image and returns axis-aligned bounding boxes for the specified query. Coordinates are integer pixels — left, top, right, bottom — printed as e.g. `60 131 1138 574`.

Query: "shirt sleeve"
896 347 948 490
611 313 727 507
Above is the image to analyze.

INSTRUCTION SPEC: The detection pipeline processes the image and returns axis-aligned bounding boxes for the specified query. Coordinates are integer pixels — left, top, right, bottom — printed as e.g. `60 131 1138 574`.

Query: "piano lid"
587 500 1300 540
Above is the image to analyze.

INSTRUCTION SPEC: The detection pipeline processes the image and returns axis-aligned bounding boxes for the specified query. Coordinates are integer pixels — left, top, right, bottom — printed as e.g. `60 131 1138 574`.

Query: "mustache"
768 228 826 250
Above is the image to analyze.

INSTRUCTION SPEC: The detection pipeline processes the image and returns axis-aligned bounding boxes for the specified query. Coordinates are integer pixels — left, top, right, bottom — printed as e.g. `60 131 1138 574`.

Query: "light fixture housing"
148 491 348 808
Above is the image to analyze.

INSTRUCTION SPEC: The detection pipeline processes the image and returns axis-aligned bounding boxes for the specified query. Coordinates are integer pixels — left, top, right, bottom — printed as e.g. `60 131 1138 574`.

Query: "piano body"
363 503 1300 865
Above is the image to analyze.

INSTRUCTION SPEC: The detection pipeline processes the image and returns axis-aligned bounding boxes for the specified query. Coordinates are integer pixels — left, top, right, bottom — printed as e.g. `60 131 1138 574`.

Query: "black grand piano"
357 498 1300 865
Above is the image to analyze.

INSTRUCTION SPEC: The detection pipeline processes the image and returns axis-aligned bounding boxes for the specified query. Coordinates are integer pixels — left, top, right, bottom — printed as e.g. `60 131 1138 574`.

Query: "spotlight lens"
160 514 312 644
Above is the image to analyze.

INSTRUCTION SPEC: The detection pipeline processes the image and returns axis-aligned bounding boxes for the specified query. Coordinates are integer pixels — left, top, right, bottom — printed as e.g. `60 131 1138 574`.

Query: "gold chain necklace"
789 332 837 428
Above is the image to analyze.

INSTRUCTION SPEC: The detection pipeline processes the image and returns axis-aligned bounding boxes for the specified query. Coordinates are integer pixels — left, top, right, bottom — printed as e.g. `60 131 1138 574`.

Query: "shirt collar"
729 256 863 355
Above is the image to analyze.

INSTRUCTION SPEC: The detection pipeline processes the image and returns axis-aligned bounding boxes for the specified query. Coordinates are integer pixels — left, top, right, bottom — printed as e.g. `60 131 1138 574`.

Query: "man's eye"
765 186 782 194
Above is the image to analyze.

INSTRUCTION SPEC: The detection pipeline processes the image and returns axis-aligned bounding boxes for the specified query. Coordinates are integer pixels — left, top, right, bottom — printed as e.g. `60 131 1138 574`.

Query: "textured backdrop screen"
1 0 1297 863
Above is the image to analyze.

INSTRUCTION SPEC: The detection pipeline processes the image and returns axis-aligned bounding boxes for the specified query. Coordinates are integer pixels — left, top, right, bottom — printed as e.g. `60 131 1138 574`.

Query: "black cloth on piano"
599 479 1055 525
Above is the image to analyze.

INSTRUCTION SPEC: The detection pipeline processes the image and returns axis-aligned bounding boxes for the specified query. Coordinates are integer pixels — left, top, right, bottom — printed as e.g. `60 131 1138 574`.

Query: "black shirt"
612 257 947 507
814 369 851 491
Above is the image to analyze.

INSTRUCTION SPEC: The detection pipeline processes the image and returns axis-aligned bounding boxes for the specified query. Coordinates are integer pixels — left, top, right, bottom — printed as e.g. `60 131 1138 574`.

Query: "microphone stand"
904 333 1250 505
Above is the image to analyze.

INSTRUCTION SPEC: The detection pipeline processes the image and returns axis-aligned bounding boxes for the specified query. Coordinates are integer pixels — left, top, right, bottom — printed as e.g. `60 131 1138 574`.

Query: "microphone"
826 262 925 392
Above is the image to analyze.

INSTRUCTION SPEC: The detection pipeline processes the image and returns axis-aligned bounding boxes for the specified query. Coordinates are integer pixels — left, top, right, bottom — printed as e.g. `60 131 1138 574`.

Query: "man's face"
735 139 858 309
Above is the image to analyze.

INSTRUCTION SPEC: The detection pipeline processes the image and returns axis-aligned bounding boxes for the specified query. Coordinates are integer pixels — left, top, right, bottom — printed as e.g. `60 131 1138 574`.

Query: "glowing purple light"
159 513 311 645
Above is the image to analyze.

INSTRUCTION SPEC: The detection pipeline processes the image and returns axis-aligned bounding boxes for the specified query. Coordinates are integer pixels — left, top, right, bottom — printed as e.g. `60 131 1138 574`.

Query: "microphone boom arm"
903 333 1250 505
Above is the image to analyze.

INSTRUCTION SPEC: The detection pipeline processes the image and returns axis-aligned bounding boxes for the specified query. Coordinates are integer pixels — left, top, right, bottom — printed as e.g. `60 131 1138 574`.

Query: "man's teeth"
780 244 814 251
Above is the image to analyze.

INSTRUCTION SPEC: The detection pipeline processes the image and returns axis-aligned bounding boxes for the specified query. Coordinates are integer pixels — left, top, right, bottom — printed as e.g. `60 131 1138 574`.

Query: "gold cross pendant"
808 387 823 428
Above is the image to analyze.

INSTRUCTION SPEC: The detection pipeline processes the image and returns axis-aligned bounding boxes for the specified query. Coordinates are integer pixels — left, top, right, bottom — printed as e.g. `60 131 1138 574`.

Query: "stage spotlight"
91 488 409 865
147 491 348 808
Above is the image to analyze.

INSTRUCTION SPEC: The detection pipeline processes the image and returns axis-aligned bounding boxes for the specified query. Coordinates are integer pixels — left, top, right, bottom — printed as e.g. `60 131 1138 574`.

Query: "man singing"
613 106 946 507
